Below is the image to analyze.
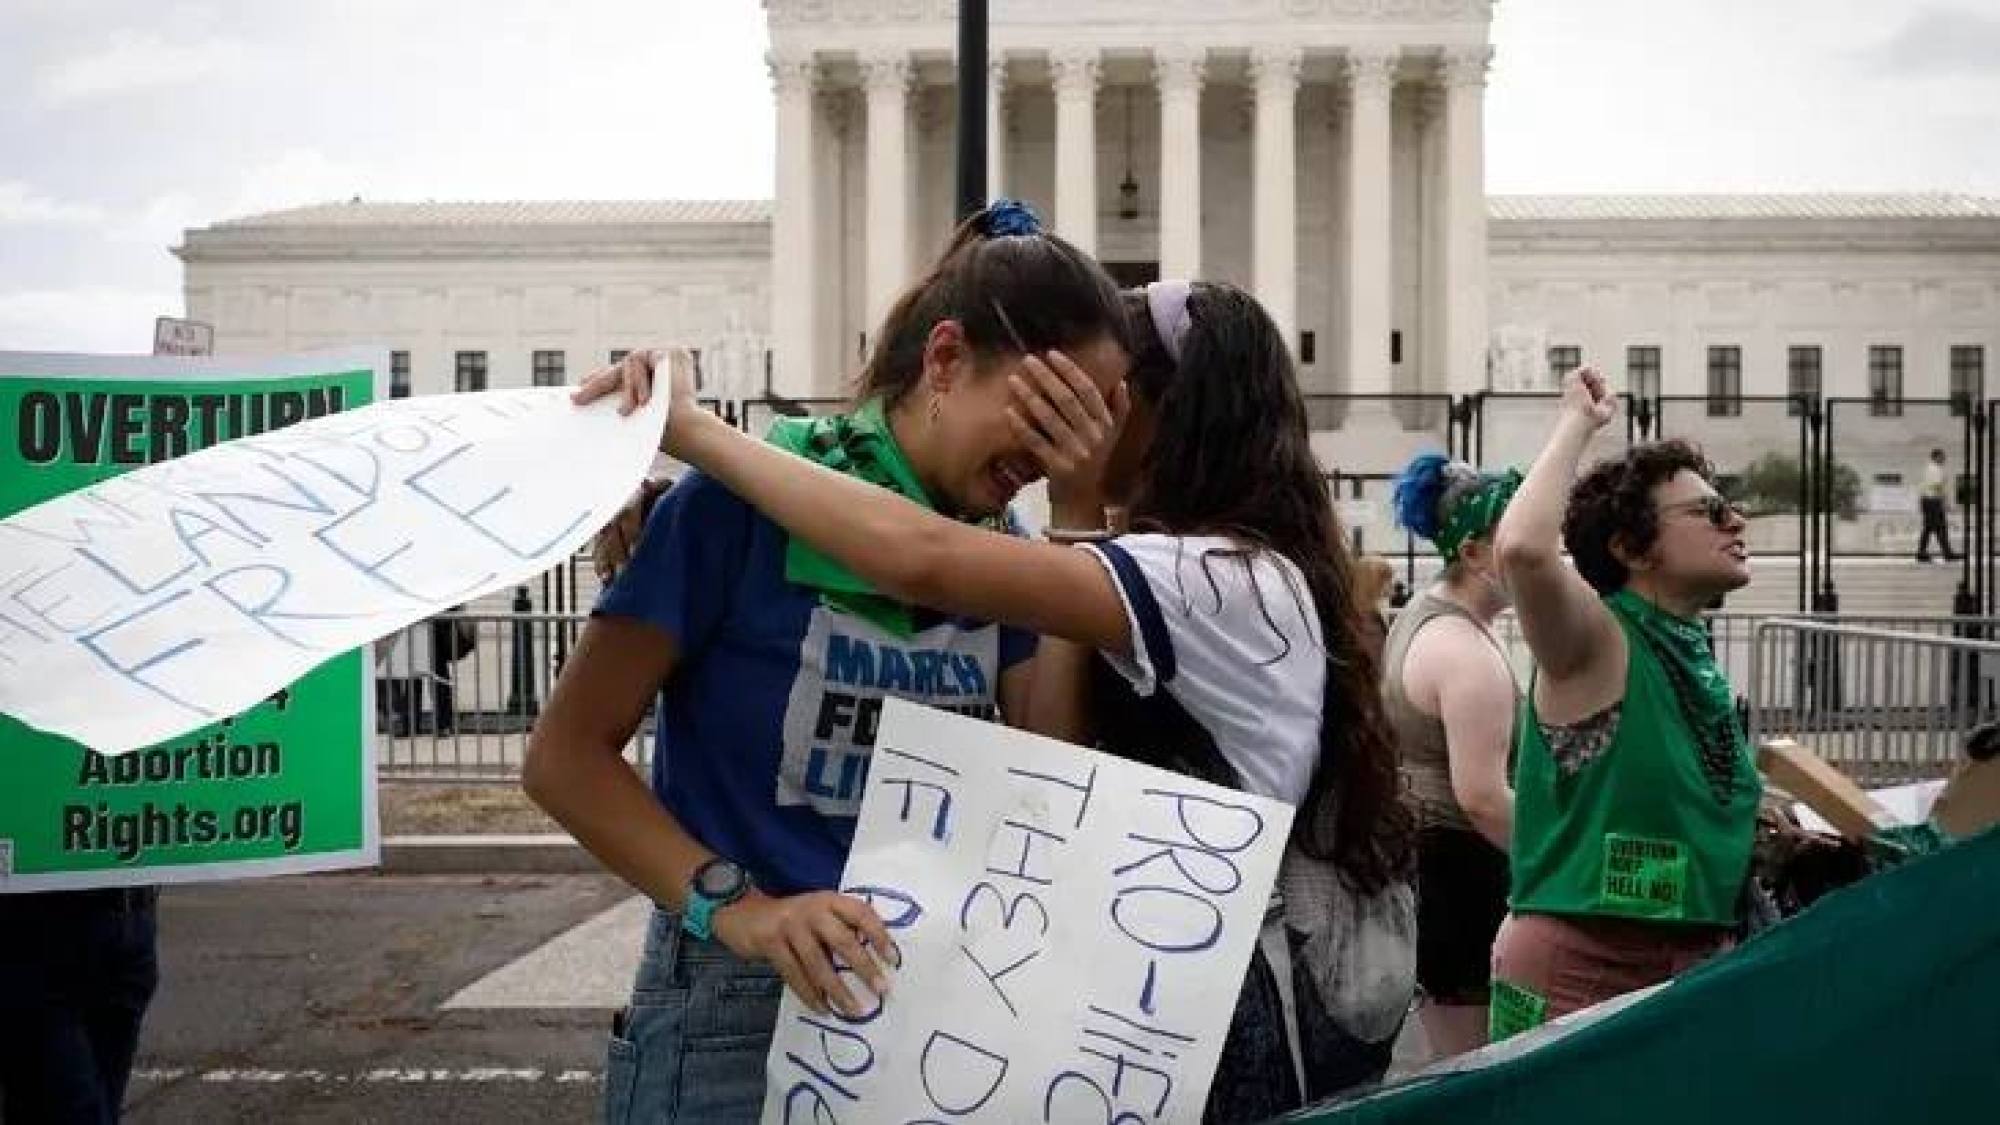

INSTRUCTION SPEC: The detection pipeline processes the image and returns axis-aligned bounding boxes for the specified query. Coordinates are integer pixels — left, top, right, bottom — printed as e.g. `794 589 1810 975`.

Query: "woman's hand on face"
710 889 900 1018
1006 349 1129 511
571 347 705 456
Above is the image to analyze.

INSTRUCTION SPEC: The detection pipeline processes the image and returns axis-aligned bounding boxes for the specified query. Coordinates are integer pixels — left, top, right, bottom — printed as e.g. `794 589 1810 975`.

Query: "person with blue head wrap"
1382 450 1523 1059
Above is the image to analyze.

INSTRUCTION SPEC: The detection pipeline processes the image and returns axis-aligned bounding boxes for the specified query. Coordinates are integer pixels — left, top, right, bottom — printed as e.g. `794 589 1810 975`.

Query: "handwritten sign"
1 350 391 890
0 350 667 756
762 699 1293 1124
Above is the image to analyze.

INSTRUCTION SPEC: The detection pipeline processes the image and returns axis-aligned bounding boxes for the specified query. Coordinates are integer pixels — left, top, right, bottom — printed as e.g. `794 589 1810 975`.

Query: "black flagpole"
956 0 988 219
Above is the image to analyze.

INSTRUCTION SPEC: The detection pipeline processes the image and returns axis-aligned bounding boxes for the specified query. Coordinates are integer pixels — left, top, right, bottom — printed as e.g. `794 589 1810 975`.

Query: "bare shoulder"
1401 613 1506 708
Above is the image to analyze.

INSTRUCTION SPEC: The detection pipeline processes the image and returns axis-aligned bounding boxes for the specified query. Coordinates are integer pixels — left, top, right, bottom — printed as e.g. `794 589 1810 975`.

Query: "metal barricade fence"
375 606 1997 783
374 611 653 782
1748 618 1999 784
1464 611 1996 712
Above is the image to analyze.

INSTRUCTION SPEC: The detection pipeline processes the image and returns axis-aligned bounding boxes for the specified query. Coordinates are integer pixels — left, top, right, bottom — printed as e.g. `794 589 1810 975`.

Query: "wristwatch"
682 857 752 941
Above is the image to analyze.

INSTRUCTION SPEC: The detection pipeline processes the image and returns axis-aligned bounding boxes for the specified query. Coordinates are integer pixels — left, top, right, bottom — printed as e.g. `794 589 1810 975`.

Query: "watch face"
695 860 746 899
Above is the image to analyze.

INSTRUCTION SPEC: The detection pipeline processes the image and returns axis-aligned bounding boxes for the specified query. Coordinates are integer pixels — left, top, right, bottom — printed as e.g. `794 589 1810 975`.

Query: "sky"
3 0 1997 353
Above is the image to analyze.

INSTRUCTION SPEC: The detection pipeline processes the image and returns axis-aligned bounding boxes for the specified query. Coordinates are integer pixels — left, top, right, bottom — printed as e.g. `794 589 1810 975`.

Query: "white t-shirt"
1082 533 1326 805
1923 461 1947 500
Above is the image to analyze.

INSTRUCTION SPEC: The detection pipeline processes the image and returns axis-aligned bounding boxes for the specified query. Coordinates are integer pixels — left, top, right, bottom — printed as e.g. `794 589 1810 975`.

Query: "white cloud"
0 181 105 226
221 148 371 218
0 287 178 354
109 191 202 247
1864 8 2000 77
35 32 249 105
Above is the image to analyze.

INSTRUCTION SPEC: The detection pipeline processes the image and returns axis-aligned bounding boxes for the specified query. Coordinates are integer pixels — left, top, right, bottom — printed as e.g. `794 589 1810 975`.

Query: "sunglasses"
1660 495 1745 528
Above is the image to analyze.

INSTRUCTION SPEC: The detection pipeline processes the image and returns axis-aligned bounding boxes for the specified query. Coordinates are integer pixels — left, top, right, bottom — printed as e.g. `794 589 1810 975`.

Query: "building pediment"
766 0 1493 24
767 0 1492 55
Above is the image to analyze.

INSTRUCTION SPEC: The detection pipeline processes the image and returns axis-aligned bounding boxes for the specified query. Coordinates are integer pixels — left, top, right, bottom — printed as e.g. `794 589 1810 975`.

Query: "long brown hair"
854 203 1128 406
1121 283 1414 893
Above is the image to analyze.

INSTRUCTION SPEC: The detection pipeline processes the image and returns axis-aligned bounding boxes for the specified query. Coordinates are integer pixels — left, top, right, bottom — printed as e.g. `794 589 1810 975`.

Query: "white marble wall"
185 257 771 399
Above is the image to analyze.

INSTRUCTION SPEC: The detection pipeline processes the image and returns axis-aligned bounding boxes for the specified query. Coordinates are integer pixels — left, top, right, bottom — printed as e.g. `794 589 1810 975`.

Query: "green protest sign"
0 350 383 890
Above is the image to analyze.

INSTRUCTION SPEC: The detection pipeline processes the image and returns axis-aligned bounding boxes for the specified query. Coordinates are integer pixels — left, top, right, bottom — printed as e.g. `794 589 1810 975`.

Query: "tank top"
1383 588 1515 833
1510 593 1762 927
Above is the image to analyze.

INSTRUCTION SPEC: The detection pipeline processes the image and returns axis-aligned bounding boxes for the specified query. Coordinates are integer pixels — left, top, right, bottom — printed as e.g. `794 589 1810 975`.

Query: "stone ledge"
380 834 594 875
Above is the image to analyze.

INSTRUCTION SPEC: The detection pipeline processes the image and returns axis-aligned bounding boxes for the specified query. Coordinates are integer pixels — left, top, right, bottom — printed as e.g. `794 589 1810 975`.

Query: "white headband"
1145 279 1193 364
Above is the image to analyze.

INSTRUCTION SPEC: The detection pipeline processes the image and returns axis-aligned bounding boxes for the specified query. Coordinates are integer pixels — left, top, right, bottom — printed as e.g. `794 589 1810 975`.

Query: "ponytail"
853 200 1128 405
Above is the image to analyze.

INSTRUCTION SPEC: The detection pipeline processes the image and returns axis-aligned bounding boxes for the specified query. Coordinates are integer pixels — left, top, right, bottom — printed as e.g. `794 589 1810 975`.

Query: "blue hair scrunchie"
980 198 1043 238
1391 451 1455 539
1392 451 1522 564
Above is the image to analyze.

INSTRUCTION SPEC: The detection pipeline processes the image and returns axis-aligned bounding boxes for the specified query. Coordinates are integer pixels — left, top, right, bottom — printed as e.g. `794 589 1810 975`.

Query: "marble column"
768 51 818 395
1154 47 1206 280
987 57 1008 201
1251 45 1303 347
1441 45 1492 396
1343 46 1398 396
862 50 912 331
1050 48 1101 253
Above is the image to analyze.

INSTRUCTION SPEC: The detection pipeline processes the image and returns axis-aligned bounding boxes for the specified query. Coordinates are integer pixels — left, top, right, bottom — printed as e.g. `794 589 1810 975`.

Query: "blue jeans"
602 907 784 1124
0 888 159 1125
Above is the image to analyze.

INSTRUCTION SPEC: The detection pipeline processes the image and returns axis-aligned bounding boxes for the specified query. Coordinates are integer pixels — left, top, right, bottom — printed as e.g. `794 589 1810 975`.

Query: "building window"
1706 346 1742 417
1548 345 1582 383
1626 346 1661 402
390 350 411 399
1868 345 1903 417
532 349 566 388
1950 345 1985 417
454 350 487 393
1786 345 1821 416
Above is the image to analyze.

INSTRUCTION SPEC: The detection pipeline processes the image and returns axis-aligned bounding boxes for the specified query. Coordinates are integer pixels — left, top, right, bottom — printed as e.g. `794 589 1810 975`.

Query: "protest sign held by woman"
525 200 1132 1124
595 278 1417 1122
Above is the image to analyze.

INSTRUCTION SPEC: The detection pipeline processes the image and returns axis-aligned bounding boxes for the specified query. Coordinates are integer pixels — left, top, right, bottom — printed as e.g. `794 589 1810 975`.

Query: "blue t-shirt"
595 470 1037 895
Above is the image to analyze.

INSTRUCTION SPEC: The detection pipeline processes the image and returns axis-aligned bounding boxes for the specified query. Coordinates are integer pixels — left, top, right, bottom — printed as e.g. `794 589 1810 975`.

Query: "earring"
927 392 943 425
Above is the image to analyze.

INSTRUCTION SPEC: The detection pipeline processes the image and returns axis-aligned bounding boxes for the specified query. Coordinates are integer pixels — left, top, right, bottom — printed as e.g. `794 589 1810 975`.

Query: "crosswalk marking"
443 894 648 1010
132 1068 599 1085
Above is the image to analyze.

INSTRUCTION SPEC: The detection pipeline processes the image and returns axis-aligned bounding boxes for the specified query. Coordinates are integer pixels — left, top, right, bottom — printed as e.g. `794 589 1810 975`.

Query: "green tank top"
1511 590 1762 926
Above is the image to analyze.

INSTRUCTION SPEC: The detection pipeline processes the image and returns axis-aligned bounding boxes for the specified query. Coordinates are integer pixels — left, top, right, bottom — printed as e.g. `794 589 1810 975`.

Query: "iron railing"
375 607 2000 782
1748 618 1999 784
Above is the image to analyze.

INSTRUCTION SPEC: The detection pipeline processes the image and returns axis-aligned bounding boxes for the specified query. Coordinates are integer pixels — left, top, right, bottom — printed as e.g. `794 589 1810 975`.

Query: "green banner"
0 351 383 890
1290 825 2000 1124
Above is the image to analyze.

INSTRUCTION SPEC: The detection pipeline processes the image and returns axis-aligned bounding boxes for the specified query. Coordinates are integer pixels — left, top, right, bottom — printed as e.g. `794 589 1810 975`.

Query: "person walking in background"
1916 447 1958 563
1383 453 1522 1057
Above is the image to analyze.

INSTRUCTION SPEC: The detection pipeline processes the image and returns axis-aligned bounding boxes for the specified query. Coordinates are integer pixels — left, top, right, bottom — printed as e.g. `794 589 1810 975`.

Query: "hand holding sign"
0 370 668 756
715 887 901 1018
572 347 713 461
762 700 1292 1124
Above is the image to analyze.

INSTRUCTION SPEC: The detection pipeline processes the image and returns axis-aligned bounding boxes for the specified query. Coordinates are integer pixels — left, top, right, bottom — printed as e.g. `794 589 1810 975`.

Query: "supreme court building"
178 0 2000 526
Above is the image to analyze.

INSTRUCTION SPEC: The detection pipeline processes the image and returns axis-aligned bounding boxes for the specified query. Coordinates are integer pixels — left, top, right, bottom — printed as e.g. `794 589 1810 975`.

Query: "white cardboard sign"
763 699 1293 1124
0 382 666 754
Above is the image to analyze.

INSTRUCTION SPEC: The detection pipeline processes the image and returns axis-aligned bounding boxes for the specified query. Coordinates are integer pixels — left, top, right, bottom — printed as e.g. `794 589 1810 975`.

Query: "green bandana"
1606 589 1747 805
1434 468 1523 563
765 399 991 638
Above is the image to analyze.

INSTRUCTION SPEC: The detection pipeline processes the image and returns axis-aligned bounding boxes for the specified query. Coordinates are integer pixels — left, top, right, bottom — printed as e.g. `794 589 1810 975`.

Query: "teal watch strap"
682 858 750 941
683 892 720 941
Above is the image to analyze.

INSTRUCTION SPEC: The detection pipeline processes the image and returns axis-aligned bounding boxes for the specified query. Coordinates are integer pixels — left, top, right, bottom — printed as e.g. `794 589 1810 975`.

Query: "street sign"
153 316 214 357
